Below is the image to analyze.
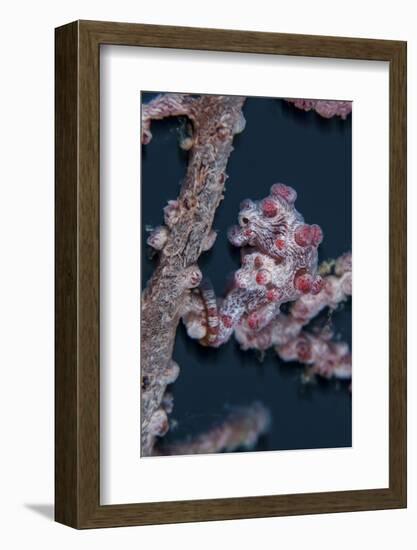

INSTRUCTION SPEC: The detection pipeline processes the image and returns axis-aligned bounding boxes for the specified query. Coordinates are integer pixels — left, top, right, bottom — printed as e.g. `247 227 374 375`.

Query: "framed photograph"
55 20 406 528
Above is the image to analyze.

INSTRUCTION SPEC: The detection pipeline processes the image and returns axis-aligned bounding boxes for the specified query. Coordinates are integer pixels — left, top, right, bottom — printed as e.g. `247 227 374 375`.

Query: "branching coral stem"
141 94 246 456
286 98 352 119
157 402 271 456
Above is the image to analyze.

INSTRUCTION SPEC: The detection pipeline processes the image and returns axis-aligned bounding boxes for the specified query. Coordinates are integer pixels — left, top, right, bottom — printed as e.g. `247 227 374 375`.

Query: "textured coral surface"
142 93 352 456
140 93 247 456
286 98 352 119
181 190 352 385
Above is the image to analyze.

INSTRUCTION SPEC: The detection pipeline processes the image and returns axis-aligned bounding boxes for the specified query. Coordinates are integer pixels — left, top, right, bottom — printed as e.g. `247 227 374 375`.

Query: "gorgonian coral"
140 93 247 456
157 402 271 456
286 98 352 119
142 93 352 456
180 187 352 385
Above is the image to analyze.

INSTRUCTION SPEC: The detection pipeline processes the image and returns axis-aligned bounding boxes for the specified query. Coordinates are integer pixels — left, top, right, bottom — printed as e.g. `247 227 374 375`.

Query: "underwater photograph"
140 92 352 458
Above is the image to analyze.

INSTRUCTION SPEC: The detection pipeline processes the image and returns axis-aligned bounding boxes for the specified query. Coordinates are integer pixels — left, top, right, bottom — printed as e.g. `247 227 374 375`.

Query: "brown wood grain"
55 20 407 529
55 21 79 527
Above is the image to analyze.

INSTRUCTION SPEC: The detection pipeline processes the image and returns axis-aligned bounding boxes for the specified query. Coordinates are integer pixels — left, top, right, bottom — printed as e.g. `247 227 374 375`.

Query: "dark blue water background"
141 93 352 452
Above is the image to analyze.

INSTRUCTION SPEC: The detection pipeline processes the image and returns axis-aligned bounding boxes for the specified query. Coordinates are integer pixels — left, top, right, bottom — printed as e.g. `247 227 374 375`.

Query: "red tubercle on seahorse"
270 182 298 203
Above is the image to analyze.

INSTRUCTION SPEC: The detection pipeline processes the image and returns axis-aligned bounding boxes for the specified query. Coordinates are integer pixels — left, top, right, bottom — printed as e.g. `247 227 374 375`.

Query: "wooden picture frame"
55 20 407 528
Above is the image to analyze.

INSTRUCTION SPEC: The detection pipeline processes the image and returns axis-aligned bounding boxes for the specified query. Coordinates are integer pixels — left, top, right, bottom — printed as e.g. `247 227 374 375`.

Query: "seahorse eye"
241 217 249 225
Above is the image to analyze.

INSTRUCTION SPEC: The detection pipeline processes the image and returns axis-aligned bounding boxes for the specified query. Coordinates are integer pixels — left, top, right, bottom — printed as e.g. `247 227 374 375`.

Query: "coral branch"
143 95 352 457
235 252 352 351
142 93 192 144
182 236 352 384
235 252 352 383
141 93 246 456
286 98 352 119
277 328 352 381
157 402 271 456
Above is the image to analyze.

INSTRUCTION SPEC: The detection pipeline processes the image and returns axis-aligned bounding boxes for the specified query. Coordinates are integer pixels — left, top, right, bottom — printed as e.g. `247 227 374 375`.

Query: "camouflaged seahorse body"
196 183 324 347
